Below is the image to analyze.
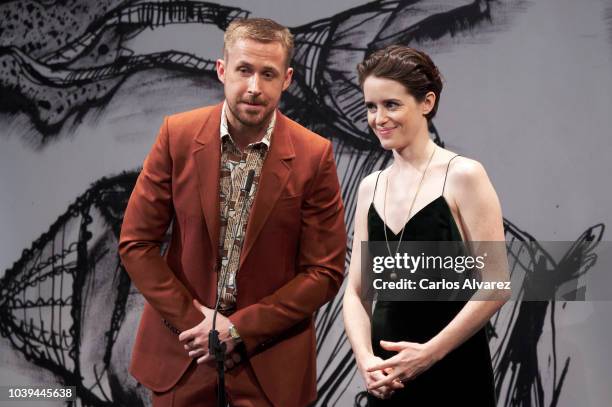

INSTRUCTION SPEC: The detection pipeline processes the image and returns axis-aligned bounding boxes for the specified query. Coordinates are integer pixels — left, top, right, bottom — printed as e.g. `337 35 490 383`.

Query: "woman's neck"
391 130 435 173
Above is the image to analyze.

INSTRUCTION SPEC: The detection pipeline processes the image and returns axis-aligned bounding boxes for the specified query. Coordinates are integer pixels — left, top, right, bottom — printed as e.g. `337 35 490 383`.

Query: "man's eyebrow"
234 60 280 74
262 66 281 75
235 60 252 67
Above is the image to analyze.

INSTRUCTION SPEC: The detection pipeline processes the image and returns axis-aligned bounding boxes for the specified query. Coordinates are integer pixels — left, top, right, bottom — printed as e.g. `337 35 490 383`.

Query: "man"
118 18 346 407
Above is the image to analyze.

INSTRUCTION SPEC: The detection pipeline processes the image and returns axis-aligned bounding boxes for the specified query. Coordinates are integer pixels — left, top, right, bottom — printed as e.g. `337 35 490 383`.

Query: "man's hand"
178 299 238 366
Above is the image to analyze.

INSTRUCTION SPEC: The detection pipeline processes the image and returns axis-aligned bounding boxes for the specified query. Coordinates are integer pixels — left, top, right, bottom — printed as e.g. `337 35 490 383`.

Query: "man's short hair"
224 18 294 67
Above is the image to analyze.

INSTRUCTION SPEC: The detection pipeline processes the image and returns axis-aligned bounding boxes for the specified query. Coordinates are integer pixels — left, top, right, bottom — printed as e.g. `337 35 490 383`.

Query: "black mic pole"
210 169 255 407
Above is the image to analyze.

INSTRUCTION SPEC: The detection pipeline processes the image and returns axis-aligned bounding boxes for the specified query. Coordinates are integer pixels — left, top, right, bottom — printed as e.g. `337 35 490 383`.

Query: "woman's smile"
376 126 397 137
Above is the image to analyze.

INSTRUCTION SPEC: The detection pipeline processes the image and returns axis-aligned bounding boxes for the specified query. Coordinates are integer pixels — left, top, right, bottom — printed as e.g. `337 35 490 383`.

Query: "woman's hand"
366 340 439 390
357 353 404 399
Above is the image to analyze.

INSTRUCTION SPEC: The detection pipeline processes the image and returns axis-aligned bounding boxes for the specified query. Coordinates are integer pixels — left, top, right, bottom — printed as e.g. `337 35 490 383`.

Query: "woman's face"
362 75 433 151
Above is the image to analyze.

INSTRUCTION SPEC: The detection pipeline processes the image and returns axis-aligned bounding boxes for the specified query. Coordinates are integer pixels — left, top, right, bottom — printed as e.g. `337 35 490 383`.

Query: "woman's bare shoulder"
448 156 487 184
440 156 494 205
358 170 384 201
435 147 487 184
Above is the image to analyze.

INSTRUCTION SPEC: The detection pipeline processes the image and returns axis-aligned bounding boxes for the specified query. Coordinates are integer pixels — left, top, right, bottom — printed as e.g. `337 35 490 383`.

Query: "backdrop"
1 1 612 406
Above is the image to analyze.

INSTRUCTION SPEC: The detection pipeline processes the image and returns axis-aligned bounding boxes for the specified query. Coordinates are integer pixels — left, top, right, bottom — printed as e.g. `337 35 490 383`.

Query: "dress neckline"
369 195 462 239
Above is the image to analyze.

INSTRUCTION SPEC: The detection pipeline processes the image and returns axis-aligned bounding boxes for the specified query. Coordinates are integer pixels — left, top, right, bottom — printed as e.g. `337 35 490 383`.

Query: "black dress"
367 158 496 406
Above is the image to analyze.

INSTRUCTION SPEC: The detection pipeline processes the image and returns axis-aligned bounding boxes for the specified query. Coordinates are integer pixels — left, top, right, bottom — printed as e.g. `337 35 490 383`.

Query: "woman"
342 45 509 405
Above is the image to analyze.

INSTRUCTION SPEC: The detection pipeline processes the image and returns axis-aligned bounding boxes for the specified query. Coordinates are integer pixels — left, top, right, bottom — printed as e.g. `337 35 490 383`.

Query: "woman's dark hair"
357 45 444 120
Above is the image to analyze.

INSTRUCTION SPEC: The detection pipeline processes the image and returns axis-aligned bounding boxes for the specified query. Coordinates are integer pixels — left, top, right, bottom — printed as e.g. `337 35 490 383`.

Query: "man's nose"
247 74 262 96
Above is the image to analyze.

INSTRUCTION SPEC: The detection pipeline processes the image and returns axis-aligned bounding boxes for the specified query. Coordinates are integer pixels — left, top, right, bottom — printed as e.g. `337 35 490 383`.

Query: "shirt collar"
220 100 274 149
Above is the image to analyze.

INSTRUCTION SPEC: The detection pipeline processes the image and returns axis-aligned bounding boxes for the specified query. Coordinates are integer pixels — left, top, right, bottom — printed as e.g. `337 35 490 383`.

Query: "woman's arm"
368 158 510 388
343 173 404 398
343 176 374 362
426 158 509 359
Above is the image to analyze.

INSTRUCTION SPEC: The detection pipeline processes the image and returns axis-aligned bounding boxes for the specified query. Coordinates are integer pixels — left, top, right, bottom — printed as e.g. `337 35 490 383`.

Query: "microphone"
210 169 255 407
243 169 255 196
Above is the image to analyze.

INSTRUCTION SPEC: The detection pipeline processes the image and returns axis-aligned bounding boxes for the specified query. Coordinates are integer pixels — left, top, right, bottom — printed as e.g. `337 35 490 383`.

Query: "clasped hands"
178 299 242 370
359 340 438 400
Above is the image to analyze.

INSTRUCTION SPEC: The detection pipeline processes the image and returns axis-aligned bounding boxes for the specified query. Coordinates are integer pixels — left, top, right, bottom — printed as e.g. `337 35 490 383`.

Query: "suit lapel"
240 112 296 267
193 103 223 256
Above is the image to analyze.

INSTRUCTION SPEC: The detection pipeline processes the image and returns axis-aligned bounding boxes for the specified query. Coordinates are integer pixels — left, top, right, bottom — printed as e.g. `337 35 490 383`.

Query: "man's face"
216 38 293 129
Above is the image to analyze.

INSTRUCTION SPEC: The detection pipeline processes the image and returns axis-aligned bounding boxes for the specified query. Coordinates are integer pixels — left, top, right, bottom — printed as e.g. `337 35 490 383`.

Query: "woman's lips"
376 127 396 137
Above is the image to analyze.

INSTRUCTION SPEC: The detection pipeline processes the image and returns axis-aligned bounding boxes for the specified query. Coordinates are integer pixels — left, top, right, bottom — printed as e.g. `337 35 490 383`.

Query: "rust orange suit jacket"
118 103 346 407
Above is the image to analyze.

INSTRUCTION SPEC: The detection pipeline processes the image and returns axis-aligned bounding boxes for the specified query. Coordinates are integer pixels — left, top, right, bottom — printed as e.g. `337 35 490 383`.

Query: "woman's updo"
357 45 444 121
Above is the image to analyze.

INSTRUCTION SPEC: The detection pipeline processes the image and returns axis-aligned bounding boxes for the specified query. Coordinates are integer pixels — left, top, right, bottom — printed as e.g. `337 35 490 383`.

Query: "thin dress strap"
442 155 461 195
372 170 383 204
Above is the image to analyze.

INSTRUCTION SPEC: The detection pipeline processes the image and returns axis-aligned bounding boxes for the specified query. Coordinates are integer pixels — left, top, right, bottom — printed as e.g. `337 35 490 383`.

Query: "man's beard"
228 98 273 128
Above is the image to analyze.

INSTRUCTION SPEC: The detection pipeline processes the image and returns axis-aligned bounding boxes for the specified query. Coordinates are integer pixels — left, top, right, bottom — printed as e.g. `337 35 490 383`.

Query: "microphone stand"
210 169 255 407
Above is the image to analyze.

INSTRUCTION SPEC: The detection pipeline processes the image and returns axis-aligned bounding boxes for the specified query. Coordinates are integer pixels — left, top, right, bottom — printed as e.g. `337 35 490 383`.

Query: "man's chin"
237 110 271 128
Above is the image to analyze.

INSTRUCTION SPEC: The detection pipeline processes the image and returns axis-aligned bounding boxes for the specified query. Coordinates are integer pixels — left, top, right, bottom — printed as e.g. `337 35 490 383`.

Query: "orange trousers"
151 360 273 407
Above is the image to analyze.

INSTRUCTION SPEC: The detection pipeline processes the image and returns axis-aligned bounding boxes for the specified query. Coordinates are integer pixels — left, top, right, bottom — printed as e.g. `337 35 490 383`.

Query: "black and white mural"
2 1 612 406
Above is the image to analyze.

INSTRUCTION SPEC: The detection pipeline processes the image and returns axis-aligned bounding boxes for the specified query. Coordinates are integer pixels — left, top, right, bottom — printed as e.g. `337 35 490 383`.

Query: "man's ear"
216 59 226 84
282 67 294 91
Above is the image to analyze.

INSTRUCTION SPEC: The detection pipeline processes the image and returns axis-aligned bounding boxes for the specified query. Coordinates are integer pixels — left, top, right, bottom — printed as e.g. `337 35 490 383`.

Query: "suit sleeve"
229 140 346 354
118 117 203 332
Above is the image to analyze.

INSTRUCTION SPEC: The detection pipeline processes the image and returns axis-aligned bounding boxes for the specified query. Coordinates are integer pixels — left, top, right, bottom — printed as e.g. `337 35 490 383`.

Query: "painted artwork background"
1 0 612 406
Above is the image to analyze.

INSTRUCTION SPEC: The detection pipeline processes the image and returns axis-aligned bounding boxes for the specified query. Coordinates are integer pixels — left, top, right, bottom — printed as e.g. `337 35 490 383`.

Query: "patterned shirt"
217 101 275 314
